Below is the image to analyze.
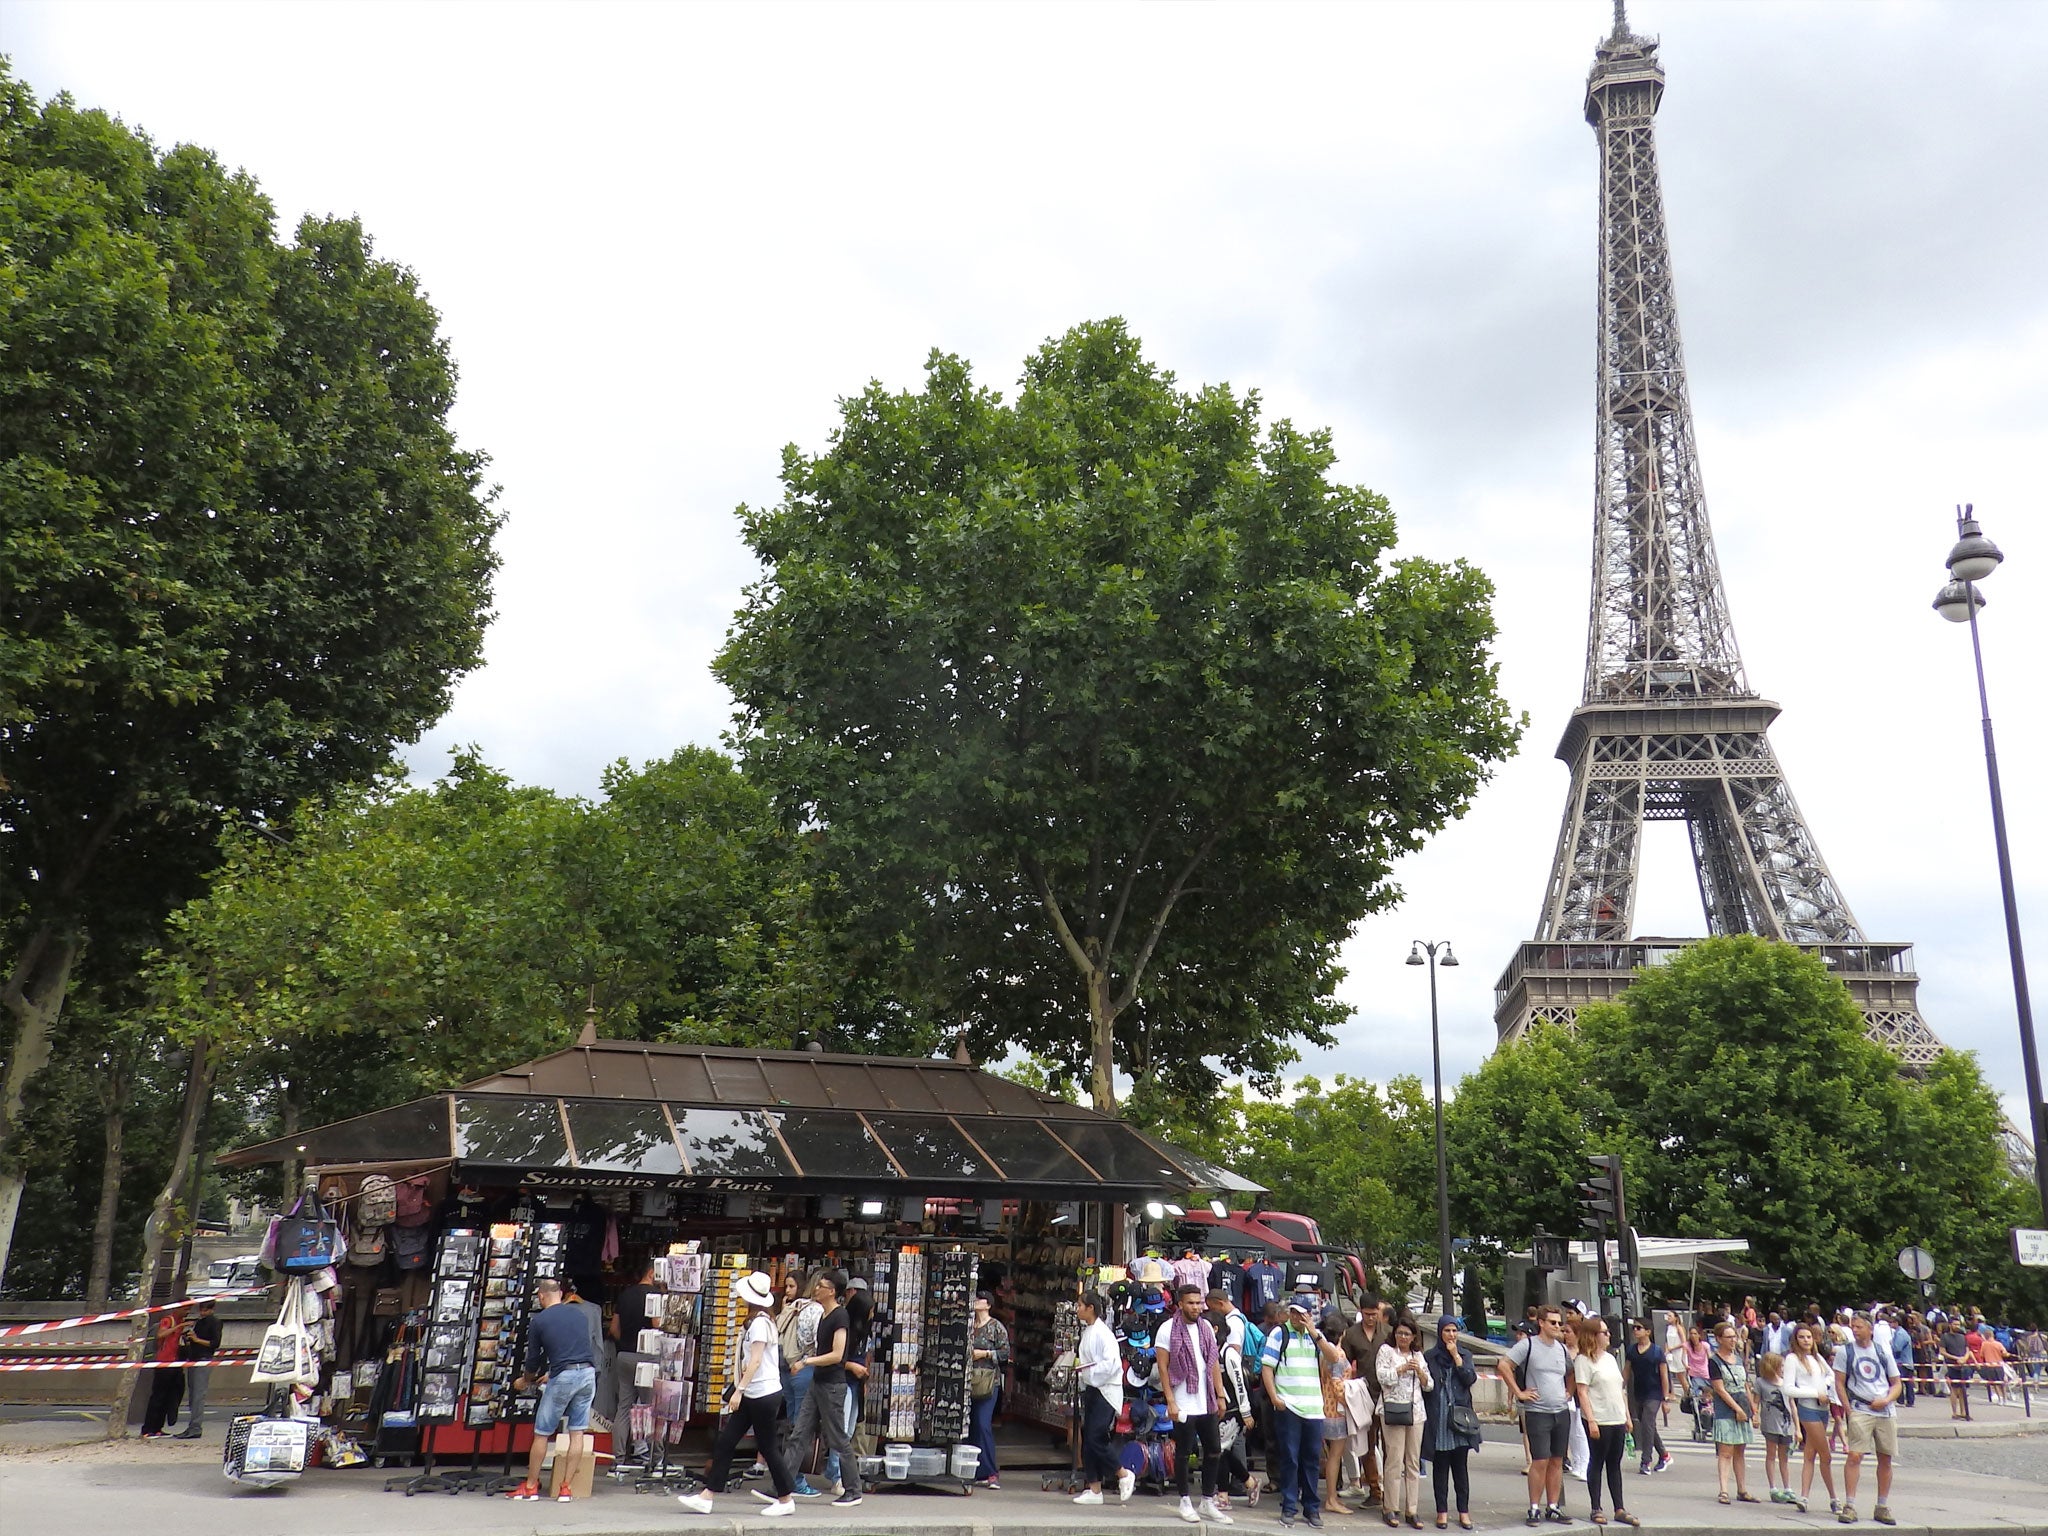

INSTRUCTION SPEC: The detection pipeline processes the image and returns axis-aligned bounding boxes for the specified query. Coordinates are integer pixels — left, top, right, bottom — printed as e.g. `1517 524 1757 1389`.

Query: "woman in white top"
1779 1324 1839 1514
677 1272 795 1517
1570 1317 1635 1527
1377 1315 1434 1528
1072 1292 1135 1507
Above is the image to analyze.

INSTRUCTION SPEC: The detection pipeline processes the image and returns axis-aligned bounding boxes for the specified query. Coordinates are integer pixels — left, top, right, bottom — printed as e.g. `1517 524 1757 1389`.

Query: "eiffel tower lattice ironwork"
1493 3 1946 1067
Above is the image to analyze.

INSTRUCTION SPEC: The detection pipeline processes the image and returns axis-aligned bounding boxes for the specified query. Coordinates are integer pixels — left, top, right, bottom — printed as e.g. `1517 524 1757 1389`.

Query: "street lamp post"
1407 939 1459 1314
1932 505 2048 1226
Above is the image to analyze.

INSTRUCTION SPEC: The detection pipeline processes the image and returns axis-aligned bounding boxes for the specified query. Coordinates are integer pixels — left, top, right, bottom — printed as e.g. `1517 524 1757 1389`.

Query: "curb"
1899 1416 2048 1438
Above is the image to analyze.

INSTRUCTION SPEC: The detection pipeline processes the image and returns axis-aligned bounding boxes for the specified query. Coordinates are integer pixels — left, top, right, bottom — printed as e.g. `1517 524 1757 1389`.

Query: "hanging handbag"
1383 1395 1416 1425
252 1279 317 1385
1449 1403 1482 1437
272 1190 342 1273
970 1362 999 1399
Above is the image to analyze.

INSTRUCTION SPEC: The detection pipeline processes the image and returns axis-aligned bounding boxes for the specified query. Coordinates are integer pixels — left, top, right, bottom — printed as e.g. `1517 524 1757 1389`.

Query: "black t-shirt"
1623 1341 1665 1400
1209 1260 1247 1308
810 1305 850 1384
183 1313 222 1360
614 1283 654 1346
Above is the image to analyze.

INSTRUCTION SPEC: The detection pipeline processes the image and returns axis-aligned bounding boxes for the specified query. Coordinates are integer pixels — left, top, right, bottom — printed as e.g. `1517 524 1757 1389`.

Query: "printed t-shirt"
1209 1260 1247 1308
810 1305 850 1384
1262 1324 1324 1418
1156 1315 1214 1417
1244 1260 1285 1314
741 1314 782 1398
1834 1341 1898 1417
1572 1350 1628 1425
1508 1336 1573 1413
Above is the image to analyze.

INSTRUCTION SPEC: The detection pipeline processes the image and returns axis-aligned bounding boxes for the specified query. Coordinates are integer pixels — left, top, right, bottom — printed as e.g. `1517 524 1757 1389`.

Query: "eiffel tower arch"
1492 4 1951 1077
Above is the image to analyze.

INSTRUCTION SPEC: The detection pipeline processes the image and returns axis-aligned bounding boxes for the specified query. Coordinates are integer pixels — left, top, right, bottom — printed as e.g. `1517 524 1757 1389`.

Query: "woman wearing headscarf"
1420 1316 1481 1532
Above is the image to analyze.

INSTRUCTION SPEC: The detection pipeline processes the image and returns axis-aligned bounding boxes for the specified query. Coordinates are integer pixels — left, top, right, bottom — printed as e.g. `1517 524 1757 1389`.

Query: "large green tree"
1447 937 2046 1313
0 67 499 1282
717 320 1521 1109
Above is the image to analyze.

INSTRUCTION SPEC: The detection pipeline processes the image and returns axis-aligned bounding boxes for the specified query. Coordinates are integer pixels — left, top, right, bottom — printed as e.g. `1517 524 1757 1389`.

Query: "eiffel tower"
1492 2 1946 1067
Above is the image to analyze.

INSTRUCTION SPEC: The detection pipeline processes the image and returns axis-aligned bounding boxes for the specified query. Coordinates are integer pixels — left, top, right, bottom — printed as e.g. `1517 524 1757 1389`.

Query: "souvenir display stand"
217 1040 1260 1496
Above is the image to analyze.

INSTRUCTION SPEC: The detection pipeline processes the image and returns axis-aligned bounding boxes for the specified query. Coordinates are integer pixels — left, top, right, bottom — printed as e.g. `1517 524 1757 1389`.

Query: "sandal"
1437 1519 1449 1531
1738 1492 1761 1503
1718 1493 1731 1505
1592 1517 1607 1527
1616 1514 1639 1527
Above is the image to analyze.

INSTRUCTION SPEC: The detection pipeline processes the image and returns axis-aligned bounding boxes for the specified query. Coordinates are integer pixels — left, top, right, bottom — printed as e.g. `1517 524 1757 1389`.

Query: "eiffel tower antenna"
1494 8 1949 1070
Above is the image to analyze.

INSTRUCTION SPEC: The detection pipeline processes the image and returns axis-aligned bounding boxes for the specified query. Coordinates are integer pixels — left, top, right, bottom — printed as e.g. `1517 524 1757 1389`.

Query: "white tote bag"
251 1278 316 1385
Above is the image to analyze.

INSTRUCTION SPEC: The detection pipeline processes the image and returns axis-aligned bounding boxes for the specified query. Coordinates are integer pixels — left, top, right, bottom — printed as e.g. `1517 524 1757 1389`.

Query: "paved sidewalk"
2 1423 2043 1536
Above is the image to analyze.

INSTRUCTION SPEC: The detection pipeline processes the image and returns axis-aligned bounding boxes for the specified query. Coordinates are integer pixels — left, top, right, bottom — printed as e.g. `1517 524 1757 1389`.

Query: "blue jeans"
1272 1408 1323 1519
533 1364 597 1436
971 1390 1000 1481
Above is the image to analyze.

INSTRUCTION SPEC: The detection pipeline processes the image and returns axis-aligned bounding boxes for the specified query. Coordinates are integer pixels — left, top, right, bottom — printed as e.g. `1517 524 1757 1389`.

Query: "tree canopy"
1447 937 2047 1313
717 319 1521 1110
0 64 499 1282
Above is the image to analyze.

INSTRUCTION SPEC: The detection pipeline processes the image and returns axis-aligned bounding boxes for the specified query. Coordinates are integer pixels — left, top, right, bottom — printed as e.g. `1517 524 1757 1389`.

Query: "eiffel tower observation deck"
1494 3 1946 1068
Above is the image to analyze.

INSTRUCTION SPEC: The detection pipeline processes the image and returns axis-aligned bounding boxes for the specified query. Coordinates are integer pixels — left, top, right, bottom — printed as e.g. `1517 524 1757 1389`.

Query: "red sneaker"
509 1480 541 1500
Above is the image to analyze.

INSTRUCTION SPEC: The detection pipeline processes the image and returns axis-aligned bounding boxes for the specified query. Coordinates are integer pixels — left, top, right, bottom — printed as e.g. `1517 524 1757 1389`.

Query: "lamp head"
1438 944 1459 968
1932 580 1983 624
1945 504 2003 584
1406 942 1426 967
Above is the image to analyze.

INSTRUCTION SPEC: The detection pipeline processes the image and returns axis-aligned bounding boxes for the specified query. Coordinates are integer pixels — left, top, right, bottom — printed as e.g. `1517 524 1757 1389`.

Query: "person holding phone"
676 1271 795 1517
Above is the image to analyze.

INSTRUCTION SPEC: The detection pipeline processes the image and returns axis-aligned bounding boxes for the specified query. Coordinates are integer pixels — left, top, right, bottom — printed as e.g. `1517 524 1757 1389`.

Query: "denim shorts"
533 1363 597 1436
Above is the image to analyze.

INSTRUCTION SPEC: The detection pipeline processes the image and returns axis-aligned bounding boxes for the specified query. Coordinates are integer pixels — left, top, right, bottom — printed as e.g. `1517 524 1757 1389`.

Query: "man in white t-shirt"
1833 1312 1901 1527
1156 1284 1237 1526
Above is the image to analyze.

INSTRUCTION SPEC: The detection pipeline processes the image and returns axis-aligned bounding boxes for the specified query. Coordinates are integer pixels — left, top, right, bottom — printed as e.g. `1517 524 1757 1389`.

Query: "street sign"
2013 1228 2048 1268
1896 1245 1935 1281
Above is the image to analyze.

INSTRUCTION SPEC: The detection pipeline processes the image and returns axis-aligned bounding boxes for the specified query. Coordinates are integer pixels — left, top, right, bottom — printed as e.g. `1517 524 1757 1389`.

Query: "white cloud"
11 0 2043 1115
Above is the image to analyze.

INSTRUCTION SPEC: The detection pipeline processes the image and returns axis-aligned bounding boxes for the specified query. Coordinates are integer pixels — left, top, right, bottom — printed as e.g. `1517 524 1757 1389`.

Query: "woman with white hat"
677 1272 796 1517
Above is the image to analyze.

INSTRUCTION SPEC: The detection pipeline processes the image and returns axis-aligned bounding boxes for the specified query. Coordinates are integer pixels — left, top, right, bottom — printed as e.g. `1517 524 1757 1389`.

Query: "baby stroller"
1685 1377 1713 1443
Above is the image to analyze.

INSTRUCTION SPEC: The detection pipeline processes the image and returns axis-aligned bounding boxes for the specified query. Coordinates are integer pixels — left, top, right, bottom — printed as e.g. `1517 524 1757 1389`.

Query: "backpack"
357 1174 398 1228
346 1217 388 1267
1242 1317 1267 1364
392 1175 433 1227
392 1222 432 1271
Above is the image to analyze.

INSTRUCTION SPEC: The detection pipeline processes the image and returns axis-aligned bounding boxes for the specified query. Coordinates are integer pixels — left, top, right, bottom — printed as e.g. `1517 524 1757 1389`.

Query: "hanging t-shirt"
1172 1256 1211 1295
741 1314 782 1399
1155 1315 1215 1418
1244 1260 1285 1314
1209 1260 1247 1308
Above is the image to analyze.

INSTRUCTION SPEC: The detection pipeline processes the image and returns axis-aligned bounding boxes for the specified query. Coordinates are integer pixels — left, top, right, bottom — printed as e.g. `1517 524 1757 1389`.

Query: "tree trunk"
106 1042 214 1439
85 1072 128 1308
0 926 82 1289
1087 969 1118 1115
279 1082 302 1203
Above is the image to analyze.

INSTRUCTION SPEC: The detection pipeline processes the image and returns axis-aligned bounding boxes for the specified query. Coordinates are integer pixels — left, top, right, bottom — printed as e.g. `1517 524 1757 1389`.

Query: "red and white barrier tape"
0 1287 271 1339
0 1351 259 1374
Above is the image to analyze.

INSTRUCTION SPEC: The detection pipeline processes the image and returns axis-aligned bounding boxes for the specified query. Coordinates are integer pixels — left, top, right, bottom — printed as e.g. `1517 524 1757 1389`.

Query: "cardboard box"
547 1437 595 1500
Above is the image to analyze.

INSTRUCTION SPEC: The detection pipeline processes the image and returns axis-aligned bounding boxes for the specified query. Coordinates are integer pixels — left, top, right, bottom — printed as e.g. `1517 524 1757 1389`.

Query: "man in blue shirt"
511 1277 598 1502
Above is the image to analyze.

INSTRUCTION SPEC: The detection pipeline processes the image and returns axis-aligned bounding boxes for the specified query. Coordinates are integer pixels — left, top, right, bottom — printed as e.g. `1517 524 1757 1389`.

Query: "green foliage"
1444 1023 1591 1247
147 748 833 1143
717 319 1521 1108
1447 937 2046 1314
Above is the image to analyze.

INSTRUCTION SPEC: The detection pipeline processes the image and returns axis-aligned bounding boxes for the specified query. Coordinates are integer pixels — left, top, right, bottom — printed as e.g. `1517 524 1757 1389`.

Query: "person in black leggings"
1422 1317 1481 1530
1571 1317 1636 1526
677 1273 796 1517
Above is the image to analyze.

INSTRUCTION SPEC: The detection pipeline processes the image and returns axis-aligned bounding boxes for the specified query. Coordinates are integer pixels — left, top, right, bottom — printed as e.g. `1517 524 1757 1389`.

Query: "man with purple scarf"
1157 1283 1241 1524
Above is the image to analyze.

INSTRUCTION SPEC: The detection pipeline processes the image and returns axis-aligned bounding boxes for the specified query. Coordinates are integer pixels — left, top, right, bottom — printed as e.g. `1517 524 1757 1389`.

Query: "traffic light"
1577 1154 1621 1236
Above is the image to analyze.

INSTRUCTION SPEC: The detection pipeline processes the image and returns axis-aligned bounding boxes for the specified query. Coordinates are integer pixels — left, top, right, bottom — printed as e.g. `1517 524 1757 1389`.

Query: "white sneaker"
1074 1489 1105 1505
1119 1468 1137 1503
762 1498 795 1518
1200 1497 1236 1524
1180 1497 1203 1523
676 1491 714 1514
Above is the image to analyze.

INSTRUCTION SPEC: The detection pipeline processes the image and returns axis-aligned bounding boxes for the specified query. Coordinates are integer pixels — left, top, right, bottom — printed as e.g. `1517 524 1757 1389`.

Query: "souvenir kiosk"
217 1038 1257 1494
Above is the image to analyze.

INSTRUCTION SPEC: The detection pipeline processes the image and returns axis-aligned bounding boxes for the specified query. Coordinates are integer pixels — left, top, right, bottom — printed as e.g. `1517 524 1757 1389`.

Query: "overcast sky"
11 0 2046 1135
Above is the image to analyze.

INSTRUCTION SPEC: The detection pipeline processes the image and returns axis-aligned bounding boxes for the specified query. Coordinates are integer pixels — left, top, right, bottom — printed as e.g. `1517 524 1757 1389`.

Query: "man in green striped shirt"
1261 1298 1347 1528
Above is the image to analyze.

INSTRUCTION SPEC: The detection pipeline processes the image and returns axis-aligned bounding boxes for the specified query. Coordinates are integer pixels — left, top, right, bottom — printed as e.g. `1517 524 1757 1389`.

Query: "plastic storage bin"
883 1443 913 1480
906 1447 948 1477
950 1443 980 1481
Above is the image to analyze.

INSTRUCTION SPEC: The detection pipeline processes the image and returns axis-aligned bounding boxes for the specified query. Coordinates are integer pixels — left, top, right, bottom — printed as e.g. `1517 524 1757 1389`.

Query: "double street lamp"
1407 939 1459 1314
1931 506 2048 1226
